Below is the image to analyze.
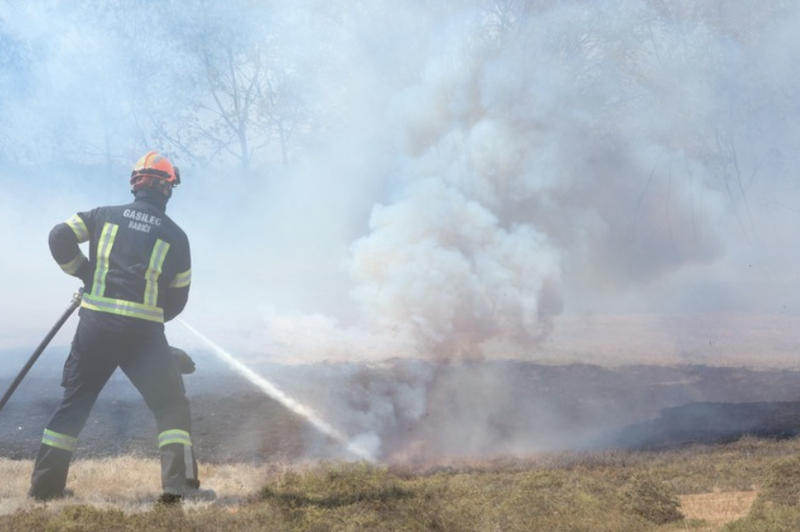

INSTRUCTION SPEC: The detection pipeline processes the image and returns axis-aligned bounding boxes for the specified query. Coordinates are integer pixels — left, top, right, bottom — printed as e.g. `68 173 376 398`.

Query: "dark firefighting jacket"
49 190 191 327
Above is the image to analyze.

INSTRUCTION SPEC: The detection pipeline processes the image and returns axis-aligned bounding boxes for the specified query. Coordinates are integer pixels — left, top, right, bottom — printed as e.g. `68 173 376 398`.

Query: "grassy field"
3 436 800 531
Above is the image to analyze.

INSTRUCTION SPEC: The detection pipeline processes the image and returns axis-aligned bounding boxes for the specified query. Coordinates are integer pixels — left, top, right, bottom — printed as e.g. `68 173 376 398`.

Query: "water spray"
177 319 377 463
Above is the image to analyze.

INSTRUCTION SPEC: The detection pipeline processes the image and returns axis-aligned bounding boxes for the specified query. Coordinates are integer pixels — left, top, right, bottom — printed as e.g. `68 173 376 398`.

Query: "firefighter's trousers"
29 315 200 499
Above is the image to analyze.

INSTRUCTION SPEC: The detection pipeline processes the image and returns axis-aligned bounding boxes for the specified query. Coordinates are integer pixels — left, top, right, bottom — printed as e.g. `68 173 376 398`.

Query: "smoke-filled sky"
3 0 798 355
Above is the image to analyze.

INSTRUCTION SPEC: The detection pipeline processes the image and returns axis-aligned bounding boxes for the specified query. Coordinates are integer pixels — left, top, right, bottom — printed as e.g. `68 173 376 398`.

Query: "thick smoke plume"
347 1 730 358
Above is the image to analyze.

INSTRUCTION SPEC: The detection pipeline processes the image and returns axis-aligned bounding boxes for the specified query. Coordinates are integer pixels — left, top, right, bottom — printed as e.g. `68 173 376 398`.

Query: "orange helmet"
130 151 181 196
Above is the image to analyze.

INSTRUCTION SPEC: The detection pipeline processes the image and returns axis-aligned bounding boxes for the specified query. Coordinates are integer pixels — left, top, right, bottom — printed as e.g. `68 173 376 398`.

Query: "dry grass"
6 438 800 531
0 456 275 515
679 491 758 530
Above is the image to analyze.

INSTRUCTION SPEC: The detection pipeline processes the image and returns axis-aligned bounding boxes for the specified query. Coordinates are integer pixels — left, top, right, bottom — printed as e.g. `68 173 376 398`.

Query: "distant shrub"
758 457 800 506
622 473 683 524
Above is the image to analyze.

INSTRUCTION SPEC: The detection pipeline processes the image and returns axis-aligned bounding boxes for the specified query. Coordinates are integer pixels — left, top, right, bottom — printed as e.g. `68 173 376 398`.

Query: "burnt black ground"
2 347 800 463
610 401 800 449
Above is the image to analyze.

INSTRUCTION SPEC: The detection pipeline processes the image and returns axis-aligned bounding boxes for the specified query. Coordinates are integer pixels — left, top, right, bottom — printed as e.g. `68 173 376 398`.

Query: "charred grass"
4 436 800 531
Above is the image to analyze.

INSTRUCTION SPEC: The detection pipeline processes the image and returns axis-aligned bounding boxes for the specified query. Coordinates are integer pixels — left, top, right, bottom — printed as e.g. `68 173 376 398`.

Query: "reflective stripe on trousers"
159 429 198 493
41 429 78 452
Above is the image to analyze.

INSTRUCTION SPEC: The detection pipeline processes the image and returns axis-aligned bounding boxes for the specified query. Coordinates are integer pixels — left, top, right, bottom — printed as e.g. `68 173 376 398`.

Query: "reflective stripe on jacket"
49 195 191 323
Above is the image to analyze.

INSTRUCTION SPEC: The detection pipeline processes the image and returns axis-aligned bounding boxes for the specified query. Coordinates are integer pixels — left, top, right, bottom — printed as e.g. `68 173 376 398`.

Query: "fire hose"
0 289 82 414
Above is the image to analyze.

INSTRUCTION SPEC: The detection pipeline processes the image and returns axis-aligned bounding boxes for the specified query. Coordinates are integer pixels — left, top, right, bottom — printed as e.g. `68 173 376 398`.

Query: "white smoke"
346 0 732 359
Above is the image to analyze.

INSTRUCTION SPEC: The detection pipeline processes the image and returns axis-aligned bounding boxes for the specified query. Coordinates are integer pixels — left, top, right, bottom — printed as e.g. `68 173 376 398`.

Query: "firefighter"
29 152 215 504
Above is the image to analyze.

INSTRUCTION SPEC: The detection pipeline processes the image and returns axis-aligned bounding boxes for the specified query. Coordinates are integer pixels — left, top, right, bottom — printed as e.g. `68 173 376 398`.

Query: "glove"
170 346 196 374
